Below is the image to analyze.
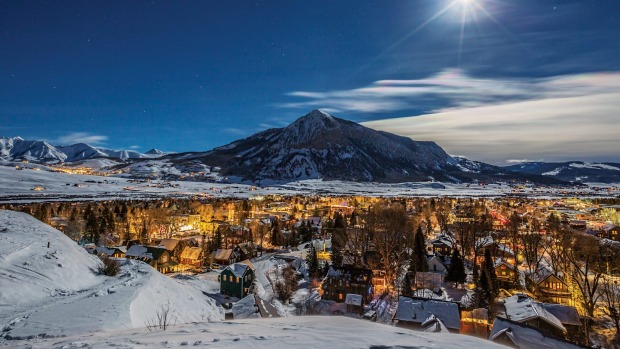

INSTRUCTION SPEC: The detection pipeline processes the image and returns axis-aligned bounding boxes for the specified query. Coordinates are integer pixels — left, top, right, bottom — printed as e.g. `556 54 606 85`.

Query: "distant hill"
505 161 620 183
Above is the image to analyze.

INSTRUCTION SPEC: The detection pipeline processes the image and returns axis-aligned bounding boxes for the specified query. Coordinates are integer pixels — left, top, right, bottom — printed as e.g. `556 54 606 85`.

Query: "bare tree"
601 277 620 333
146 299 176 331
365 204 413 289
343 227 370 268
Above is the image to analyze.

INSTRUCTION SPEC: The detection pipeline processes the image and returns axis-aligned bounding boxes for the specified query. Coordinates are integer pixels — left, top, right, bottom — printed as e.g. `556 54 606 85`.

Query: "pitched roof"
158 238 181 251
394 296 461 331
238 259 256 271
504 295 566 333
225 263 250 277
541 304 581 326
490 317 586 349
180 246 202 260
212 249 233 261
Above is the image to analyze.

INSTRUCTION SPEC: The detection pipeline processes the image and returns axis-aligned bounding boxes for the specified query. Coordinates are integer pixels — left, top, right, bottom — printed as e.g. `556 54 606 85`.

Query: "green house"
219 261 255 299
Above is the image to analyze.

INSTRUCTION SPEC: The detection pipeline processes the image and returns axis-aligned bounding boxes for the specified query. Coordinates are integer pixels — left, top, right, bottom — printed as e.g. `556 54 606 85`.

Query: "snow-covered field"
0 211 222 341
0 164 617 203
2 315 508 349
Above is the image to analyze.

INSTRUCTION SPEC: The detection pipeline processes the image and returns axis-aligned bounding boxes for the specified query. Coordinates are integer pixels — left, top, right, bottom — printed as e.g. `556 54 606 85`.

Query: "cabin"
219 261 256 299
125 245 176 273
531 270 572 305
602 224 620 241
495 259 517 288
95 246 126 258
541 303 583 345
212 248 238 266
393 296 461 333
322 266 374 304
234 242 257 261
180 246 202 268
490 317 586 349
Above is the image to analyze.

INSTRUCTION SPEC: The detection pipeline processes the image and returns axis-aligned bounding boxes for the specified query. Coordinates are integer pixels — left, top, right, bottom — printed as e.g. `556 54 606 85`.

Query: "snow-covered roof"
180 246 202 260
430 234 455 247
541 304 581 326
394 296 461 331
212 248 233 261
126 244 152 260
345 294 363 306
158 238 181 251
490 317 583 349
504 295 566 333
225 263 251 278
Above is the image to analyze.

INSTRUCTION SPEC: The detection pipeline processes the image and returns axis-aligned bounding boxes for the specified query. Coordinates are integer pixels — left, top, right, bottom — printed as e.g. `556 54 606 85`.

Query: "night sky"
1 1 619 164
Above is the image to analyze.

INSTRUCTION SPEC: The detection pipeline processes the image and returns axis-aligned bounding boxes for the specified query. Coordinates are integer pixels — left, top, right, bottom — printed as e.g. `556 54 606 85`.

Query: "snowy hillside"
506 161 620 183
4 315 509 349
0 211 222 340
0 137 164 163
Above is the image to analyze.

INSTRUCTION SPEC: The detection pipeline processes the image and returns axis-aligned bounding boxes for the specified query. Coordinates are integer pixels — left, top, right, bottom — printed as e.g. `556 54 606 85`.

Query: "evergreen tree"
411 226 429 273
401 272 414 297
322 261 331 277
331 212 346 268
306 243 320 277
214 228 223 250
483 248 499 297
472 268 497 319
446 248 466 285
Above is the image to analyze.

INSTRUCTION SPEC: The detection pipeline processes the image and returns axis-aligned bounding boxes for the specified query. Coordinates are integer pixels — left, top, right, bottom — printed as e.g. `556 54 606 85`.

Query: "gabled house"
212 248 238 265
495 259 517 288
427 253 449 274
125 245 176 273
531 269 572 305
180 246 202 268
234 242 257 261
393 296 461 333
155 238 186 263
95 246 126 258
219 260 256 299
430 234 455 256
490 317 585 349
503 294 567 339
322 266 374 304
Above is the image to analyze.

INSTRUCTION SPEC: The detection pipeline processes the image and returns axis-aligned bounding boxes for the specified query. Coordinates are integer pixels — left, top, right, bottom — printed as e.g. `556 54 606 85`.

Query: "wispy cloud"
56 132 108 145
222 128 248 136
280 69 620 115
364 90 620 165
129 145 140 150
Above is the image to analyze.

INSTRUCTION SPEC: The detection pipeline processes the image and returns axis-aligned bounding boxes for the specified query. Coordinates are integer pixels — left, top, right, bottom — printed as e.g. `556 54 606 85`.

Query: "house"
427 253 449 274
345 294 364 315
219 261 256 299
541 303 583 345
212 248 238 265
490 317 586 349
155 238 186 262
393 296 461 333
531 269 572 305
603 224 620 241
234 242 257 260
476 236 516 265
430 234 455 255
180 246 202 268
495 259 517 288
322 266 374 304
125 245 176 273
503 294 567 339
415 271 443 291
95 246 126 258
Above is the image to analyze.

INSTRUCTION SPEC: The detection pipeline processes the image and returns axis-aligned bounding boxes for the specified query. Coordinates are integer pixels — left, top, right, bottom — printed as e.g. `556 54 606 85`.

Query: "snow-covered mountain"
505 161 620 183
162 110 564 184
0 137 165 163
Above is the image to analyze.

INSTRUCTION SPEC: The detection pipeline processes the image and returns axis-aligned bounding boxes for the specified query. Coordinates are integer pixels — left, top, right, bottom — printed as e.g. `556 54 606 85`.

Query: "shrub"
98 255 121 276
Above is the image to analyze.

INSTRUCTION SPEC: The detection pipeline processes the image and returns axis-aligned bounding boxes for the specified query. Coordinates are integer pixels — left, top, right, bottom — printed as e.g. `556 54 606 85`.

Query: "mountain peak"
145 148 164 155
